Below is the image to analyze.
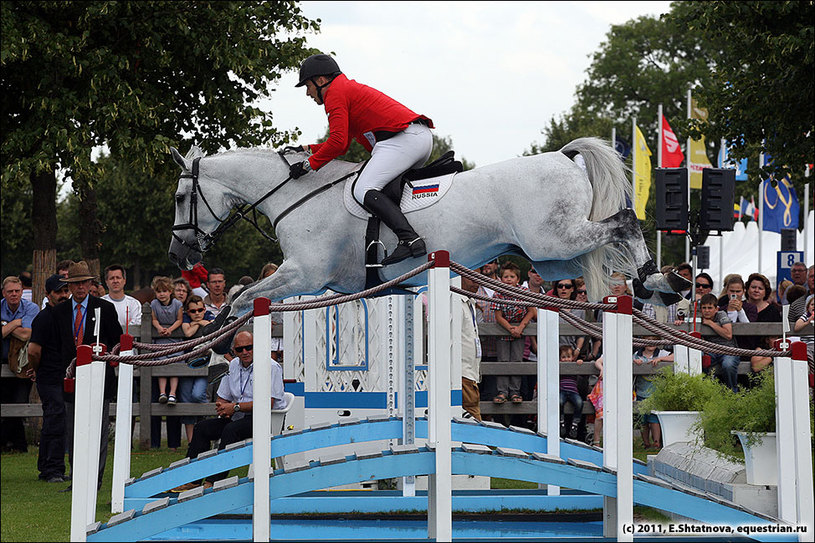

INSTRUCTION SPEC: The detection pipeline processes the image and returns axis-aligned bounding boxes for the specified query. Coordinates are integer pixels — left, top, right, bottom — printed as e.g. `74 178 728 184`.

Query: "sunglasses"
695 283 712 289
233 345 253 353
576 289 587 295
188 308 205 314
556 283 574 289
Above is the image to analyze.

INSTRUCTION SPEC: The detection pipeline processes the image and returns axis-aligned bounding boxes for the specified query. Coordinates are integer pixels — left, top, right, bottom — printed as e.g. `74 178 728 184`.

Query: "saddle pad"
343 172 457 220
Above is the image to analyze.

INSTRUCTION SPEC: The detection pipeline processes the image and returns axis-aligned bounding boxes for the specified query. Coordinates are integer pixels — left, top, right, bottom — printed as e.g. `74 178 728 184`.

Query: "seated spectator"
691 272 715 316
750 334 781 374
717 274 755 324
173 277 192 306
775 279 793 306
699 293 740 392
788 265 814 328
587 356 604 447
258 262 278 281
227 276 254 304
676 263 693 299
179 295 214 444
490 262 535 405
741 273 782 353
170 331 286 492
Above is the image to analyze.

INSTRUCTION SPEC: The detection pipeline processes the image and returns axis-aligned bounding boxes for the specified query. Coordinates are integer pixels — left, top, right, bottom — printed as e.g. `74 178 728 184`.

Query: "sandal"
511 395 523 404
493 394 507 404
158 393 168 404
167 395 177 405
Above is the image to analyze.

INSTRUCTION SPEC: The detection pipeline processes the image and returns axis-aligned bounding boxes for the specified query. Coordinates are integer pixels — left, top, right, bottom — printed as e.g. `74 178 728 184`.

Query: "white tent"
702 210 814 290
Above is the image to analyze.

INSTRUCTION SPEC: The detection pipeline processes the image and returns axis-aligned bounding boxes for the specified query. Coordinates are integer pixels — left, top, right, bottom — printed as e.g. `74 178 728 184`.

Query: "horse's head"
168 146 231 270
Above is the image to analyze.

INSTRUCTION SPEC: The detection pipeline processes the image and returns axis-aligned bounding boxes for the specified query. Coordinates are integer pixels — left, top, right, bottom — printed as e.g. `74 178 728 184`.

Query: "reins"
172 152 361 252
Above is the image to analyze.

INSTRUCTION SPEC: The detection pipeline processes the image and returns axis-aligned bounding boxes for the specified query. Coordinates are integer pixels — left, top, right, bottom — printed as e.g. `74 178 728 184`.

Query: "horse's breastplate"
343 171 457 219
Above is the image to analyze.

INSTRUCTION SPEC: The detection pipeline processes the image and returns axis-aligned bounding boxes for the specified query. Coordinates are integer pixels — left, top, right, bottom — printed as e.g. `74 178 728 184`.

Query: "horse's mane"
185 145 308 161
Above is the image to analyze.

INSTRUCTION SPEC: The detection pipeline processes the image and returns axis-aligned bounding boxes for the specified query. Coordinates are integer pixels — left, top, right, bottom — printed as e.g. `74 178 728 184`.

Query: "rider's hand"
290 160 311 179
282 145 303 154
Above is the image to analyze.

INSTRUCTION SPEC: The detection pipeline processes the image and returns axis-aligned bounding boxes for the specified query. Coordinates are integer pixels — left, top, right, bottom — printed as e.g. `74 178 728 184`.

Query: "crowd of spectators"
470 259 814 447
1 258 283 488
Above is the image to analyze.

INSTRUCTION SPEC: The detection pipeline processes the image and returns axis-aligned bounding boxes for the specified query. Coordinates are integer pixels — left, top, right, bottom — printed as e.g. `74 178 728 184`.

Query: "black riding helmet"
295 54 341 101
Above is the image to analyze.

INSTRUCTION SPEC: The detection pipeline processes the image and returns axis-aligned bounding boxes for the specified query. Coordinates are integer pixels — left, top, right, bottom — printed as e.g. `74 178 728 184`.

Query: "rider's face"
305 79 323 105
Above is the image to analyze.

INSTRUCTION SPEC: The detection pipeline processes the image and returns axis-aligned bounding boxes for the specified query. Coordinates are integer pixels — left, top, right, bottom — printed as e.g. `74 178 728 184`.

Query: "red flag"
661 115 685 167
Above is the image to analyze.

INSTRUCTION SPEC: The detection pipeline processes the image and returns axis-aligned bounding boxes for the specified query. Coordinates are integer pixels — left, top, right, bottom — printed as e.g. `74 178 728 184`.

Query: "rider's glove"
289 160 311 179
282 145 304 154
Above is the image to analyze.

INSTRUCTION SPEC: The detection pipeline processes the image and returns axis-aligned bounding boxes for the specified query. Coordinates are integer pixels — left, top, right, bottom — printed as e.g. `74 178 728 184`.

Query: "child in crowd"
633 338 673 450
151 276 184 405
699 293 740 392
559 344 584 438
491 262 536 404
587 355 604 447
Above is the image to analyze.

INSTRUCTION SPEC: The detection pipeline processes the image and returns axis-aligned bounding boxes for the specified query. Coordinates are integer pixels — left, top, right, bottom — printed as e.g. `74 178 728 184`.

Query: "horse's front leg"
229 260 324 317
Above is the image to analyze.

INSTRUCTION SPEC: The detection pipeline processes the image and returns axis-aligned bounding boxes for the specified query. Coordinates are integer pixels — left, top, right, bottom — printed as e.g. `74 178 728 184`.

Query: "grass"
1 444 180 542
2 438 663 541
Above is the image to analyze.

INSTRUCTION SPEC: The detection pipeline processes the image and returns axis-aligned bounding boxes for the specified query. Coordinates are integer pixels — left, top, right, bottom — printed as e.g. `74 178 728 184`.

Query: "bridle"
171 152 360 255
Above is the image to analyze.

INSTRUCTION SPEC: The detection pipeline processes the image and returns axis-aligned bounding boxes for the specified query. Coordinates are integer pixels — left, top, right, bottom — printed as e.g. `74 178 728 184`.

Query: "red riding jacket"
307 74 433 170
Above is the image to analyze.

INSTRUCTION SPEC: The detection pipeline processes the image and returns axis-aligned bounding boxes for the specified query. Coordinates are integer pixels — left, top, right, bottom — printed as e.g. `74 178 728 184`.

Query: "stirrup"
365 239 386 268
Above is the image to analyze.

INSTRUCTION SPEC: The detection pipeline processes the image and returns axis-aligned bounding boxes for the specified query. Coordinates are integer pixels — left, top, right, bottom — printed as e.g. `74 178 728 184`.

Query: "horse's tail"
560 137 638 300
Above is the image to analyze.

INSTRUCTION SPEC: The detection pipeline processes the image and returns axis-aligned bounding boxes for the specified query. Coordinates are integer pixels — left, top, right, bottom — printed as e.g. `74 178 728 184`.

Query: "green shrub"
698 372 776 461
638 368 720 414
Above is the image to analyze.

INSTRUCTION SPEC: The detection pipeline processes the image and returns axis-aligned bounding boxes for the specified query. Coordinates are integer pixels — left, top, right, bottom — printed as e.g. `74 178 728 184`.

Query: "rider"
286 53 434 266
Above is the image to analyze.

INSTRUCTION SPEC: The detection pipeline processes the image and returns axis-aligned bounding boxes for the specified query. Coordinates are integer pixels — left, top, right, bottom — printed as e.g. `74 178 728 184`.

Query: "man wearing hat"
51 261 122 490
27 274 71 481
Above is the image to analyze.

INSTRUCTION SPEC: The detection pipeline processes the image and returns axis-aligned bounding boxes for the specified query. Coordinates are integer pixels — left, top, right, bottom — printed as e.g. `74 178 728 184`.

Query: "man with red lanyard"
286 53 434 266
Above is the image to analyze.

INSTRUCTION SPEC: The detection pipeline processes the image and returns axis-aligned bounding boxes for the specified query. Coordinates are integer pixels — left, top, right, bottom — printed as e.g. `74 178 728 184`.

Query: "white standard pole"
602 298 619 539
86 339 106 526
69 345 94 542
111 334 135 514
789 342 814 537
399 293 416 497
614 296 634 541
427 251 453 542
540 307 560 496
253 298 272 543
773 340 797 524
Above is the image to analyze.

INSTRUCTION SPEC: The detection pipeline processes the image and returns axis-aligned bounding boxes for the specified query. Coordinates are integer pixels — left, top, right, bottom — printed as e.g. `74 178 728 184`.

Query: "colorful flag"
762 176 799 232
633 125 652 220
717 141 748 181
660 115 684 167
739 196 757 220
751 195 758 221
689 99 713 189
733 201 741 220
614 136 631 159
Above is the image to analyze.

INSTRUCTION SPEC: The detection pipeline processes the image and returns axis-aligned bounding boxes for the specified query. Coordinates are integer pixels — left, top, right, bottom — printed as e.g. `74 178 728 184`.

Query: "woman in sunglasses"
179 295 216 443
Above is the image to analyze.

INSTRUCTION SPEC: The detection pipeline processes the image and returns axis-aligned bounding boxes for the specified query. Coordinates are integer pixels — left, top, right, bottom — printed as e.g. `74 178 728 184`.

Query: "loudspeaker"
781 228 797 251
655 168 689 231
700 169 735 231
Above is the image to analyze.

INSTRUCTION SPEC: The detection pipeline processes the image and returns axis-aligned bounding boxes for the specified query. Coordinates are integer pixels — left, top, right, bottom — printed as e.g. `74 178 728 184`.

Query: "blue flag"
614 136 631 160
762 177 799 232
717 142 748 181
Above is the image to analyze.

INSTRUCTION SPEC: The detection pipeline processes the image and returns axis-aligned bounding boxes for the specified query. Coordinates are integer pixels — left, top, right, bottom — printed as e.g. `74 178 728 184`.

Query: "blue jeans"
560 390 583 438
708 352 740 392
177 376 208 426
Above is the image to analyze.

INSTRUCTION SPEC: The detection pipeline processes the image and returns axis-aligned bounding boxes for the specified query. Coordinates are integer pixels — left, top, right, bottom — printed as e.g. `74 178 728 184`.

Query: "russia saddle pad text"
343 172 457 220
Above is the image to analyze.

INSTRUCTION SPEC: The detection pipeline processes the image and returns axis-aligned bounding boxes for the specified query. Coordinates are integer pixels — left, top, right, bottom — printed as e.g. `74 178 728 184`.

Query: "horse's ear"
170 147 191 171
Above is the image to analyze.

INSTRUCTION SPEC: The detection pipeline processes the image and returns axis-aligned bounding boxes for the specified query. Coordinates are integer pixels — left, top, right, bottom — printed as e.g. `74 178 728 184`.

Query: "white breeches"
352 123 433 203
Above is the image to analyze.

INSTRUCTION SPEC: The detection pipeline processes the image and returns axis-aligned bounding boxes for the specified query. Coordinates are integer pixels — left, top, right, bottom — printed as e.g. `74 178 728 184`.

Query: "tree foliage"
1 1 320 187
668 1 814 179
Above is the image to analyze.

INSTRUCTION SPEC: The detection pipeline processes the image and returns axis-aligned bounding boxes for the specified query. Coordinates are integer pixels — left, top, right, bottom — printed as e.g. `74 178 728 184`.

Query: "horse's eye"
175 194 184 204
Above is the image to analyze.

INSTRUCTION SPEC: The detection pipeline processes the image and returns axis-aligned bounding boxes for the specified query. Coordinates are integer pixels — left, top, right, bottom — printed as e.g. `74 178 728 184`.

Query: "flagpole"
685 89 692 263
804 177 810 265
657 105 663 269
632 117 637 215
758 153 764 276
719 137 727 289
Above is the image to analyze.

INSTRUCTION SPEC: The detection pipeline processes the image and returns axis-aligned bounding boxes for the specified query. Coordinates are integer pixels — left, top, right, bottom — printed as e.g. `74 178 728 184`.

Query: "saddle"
361 151 463 288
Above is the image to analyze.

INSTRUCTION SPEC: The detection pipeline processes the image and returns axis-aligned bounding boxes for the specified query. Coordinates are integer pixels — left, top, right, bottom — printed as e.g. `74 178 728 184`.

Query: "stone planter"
733 431 777 486
652 411 702 447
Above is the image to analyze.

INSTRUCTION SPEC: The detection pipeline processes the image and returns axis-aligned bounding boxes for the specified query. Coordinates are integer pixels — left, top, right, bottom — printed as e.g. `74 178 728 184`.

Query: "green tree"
668 1 814 179
1 1 319 299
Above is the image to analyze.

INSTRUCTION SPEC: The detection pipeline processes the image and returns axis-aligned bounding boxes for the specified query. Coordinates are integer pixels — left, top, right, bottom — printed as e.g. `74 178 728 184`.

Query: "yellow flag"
689 98 713 189
634 125 652 220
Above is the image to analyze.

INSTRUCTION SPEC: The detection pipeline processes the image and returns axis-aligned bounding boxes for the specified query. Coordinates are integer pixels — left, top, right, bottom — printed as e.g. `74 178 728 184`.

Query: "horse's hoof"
631 278 654 301
665 271 691 292
201 306 231 336
658 291 683 306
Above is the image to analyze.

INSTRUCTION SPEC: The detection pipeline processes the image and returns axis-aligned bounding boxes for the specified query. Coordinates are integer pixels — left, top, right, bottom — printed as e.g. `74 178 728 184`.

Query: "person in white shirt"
101 264 142 331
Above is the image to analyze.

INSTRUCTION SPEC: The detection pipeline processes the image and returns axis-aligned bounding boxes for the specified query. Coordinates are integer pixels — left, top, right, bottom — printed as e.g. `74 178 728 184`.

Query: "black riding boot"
363 190 427 266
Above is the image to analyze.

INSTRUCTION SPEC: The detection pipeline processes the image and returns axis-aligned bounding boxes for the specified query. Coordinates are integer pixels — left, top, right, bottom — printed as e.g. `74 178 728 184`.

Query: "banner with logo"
660 115 684 167
689 98 713 189
633 125 652 220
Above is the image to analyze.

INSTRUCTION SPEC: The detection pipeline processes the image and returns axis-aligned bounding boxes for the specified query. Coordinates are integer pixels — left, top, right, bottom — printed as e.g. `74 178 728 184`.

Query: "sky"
261 1 673 168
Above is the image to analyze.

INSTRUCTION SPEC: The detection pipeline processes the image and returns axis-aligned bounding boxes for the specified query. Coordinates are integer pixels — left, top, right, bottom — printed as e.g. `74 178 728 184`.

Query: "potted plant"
697 372 777 485
638 368 719 447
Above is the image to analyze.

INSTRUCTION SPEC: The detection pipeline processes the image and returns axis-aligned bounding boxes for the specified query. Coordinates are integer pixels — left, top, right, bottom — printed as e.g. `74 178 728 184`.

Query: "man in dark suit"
52 261 122 491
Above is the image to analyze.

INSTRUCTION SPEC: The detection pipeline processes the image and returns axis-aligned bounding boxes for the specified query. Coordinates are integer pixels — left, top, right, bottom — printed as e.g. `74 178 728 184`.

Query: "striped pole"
253 298 272 542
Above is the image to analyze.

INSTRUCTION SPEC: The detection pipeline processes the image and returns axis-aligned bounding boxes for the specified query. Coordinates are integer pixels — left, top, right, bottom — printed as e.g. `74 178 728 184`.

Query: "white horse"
168 137 688 320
